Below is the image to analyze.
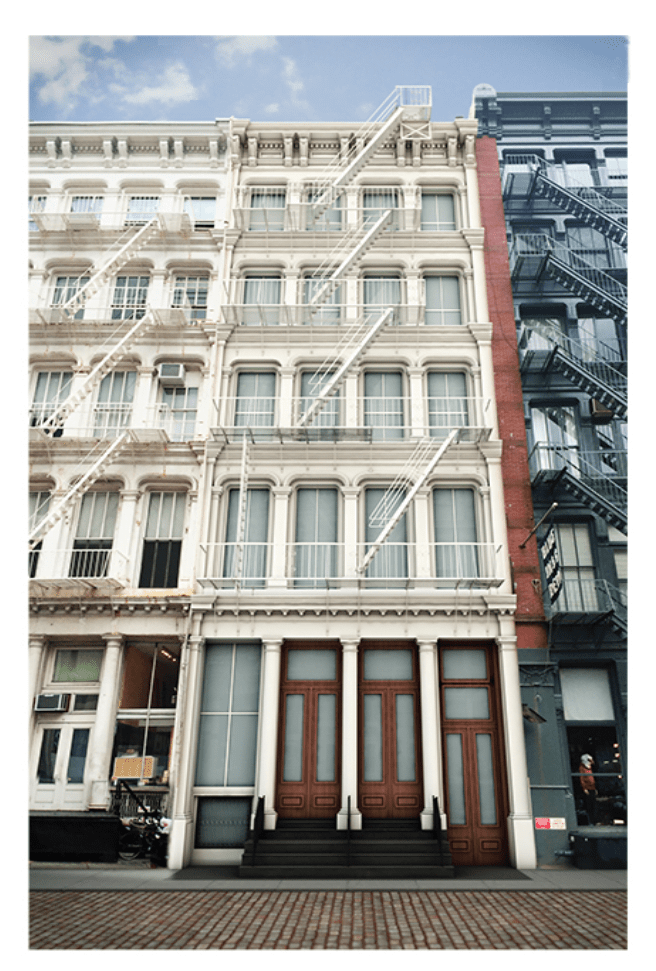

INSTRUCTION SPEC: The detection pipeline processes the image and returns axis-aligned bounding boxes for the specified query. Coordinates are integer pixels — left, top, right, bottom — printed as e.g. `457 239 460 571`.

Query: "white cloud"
281 56 310 111
119 62 200 106
215 36 278 68
264 103 280 115
30 36 134 111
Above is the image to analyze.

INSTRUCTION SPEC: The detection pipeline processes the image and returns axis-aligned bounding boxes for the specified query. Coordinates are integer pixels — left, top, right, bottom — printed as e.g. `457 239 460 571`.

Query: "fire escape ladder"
28 432 130 549
531 447 627 533
37 308 160 434
358 429 460 575
297 309 393 428
519 321 627 418
56 217 161 320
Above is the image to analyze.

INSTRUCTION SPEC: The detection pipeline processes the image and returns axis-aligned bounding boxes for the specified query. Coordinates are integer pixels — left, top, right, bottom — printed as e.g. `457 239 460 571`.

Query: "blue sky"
28 34 629 125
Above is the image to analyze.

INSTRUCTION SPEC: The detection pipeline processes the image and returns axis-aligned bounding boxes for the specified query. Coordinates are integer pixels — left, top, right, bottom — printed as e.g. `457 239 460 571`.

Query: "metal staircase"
529 445 627 532
502 155 627 247
510 235 627 323
518 320 627 418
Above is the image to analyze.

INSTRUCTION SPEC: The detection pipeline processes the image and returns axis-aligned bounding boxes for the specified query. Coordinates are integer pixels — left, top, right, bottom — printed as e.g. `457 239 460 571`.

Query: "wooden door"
359 643 423 819
276 643 341 818
440 645 509 865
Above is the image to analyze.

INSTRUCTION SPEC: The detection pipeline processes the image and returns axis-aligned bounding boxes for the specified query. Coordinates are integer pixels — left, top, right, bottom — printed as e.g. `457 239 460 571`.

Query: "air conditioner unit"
590 398 613 424
34 693 70 713
158 363 185 387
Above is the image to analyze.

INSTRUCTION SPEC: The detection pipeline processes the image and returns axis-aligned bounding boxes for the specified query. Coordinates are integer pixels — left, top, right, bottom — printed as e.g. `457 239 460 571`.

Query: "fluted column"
338 638 361 830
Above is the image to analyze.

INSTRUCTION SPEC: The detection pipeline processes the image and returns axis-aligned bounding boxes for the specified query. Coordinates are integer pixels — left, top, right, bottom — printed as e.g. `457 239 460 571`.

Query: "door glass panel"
317 694 336 782
37 729 60 784
363 694 383 781
443 649 487 680
446 734 466 824
476 734 497 825
395 694 416 782
283 695 304 782
287 650 336 680
444 687 490 720
364 649 413 680
194 714 228 786
66 728 90 784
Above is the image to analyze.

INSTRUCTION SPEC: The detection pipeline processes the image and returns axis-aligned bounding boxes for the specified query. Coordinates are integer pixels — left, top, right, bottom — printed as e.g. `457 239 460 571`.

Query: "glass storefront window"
567 725 626 827
112 719 174 785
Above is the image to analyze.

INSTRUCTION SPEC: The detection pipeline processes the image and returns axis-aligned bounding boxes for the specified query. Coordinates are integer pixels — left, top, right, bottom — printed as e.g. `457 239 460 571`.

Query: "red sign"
535 818 551 829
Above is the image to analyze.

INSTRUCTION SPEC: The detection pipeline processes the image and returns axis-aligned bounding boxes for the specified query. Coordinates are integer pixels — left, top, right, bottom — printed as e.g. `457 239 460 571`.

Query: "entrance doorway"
31 722 94 811
439 644 509 865
276 642 341 818
358 642 422 819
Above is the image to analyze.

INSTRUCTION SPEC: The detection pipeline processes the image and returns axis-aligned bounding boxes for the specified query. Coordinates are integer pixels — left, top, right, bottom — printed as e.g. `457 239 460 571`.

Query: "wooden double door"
276 640 422 820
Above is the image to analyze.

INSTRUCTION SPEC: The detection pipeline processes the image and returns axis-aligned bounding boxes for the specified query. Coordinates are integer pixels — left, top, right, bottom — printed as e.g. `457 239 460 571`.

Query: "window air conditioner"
158 363 185 387
34 693 70 712
589 398 613 424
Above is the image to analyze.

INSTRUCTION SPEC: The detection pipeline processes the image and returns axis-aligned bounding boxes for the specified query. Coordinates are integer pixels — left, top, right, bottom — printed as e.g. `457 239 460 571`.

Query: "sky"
28 34 630 125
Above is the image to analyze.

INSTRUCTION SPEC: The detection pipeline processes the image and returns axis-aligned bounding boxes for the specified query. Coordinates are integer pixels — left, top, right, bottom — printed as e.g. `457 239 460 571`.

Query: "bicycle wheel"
118 830 143 861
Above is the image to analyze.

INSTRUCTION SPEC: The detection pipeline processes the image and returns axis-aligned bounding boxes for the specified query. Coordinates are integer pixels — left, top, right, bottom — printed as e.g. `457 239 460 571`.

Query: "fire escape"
212 87 488 587
28 213 194 553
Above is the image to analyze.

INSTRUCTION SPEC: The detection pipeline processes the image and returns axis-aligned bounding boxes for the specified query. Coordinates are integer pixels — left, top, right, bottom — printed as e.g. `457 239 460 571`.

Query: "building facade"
472 86 627 867
29 88 538 870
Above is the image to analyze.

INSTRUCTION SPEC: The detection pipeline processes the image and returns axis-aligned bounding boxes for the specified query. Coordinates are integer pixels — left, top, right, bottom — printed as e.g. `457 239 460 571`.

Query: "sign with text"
535 818 566 830
540 526 563 603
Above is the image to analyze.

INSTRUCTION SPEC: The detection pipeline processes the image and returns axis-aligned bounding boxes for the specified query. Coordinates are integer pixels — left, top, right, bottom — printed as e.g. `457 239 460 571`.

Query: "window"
531 405 579 475
29 195 46 230
234 371 276 435
195 642 262 787
306 186 342 231
421 193 456 231
555 160 596 188
605 154 627 181
111 275 149 320
30 371 73 431
560 668 626 827
433 489 479 579
223 487 270 587
363 188 399 230
425 276 461 326
242 275 281 326
52 275 90 320
53 649 103 683
520 314 567 353
172 274 208 320
566 226 625 271
303 274 342 325
29 491 50 577
125 195 159 225
70 195 104 214
427 372 469 435
576 313 623 362
70 491 119 578
365 486 408 580
159 385 198 441
138 492 185 588
184 197 216 229
248 188 286 231
552 524 598 612
364 371 404 441
112 643 180 787
94 371 136 437
363 274 401 326
294 487 339 587
299 370 340 433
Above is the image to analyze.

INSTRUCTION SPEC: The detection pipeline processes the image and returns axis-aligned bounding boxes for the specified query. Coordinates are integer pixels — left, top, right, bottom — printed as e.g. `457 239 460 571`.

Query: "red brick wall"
476 136 548 650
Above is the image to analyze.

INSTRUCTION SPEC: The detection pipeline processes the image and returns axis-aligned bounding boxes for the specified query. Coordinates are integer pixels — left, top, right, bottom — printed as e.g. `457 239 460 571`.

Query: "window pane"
67 728 90 784
363 694 383 781
395 694 416 782
446 734 466 824
442 649 487 680
194 797 251 848
287 649 336 680
444 687 490 720
560 668 614 721
283 695 305 782
364 649 413 680
316 694 336 782
200 644 233 712
226 714 259 785
37 729 60 784
195 714 229 786
476 734 497 825
232 644 262 711
53 649 102 682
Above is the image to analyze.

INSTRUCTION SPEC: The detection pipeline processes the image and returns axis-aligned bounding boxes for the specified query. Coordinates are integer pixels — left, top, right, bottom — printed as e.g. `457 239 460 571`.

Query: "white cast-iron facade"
29 89 537 870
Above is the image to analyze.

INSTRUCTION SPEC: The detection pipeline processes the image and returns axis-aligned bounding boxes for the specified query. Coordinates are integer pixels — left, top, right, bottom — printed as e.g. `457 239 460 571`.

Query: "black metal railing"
249 795 265 867
346 795 352 867
433 795 444 866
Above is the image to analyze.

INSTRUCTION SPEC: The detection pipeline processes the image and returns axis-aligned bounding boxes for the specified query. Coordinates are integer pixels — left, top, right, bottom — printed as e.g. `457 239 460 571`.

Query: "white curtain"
425 276 461 326
433 488 478 578
421 193 455 231
295 487 338 585
223 488 270 586
243 276 281 325
365 487 408 579
364 371 404 440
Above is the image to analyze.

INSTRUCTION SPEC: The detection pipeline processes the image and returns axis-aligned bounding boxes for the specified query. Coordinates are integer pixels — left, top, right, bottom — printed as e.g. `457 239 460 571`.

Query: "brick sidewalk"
29 890 627 949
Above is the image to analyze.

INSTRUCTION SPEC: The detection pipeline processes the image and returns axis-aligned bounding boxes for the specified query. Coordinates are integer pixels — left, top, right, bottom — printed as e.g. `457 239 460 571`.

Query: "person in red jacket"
579 754 597 825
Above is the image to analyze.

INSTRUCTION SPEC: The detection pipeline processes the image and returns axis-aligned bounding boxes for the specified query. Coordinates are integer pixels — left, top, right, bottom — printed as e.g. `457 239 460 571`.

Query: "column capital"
341 639 360 653
496 635 518 652
263 639 283 653
101 633 123 647
417 639 437 652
